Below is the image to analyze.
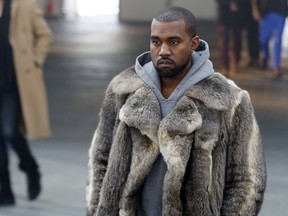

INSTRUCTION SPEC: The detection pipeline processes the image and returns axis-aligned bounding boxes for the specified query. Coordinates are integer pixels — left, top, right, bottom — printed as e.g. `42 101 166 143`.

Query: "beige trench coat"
9 0 52 139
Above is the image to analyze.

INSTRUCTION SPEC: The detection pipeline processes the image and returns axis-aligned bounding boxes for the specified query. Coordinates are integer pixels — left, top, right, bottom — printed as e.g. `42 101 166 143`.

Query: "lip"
157 59 174 67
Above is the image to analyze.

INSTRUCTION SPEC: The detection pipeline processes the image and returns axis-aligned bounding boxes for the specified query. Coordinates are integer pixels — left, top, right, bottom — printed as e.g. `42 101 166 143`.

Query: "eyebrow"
150 35 182 40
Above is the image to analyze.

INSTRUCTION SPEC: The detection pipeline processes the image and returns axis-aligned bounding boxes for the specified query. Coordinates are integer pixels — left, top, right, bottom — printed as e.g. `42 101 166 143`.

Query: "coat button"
22 28 27 32
26 69 30 73
22 49 27 54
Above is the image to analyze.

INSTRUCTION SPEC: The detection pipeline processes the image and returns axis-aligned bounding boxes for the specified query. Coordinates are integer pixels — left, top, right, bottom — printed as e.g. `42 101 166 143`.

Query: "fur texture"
86 68 266 216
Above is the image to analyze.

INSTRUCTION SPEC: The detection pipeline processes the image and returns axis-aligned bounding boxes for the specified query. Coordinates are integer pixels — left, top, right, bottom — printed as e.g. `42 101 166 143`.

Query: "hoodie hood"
134 39 215 103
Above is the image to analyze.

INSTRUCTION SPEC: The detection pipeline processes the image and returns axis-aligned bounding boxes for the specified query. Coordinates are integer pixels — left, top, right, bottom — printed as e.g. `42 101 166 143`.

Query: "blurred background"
2 0 288 215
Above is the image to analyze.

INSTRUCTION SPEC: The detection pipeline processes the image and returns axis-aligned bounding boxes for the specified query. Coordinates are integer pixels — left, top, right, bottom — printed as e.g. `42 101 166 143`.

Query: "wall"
119 0 167 22
171 0 216 20
119 0 217 22
37 0 217 21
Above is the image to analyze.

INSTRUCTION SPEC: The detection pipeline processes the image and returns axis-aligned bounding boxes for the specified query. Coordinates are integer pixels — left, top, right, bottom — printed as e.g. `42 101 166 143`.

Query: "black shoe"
0 191 15 207
27 171 41 201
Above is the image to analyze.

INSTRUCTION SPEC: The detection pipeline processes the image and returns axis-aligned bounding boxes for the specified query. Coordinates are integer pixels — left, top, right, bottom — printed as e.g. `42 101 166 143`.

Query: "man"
252 0 288 77
86 6 266 216
0 0 52 206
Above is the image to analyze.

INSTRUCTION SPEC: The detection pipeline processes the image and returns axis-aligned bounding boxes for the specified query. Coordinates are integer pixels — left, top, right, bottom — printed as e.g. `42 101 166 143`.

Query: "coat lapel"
186 73 240 111
119 85 160 143
119 85 161 214
159 96 202 215
159 95 202 172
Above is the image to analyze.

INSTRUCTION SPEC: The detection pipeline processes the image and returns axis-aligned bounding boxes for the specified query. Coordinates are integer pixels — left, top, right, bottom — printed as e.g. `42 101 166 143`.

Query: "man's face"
150 19 199 78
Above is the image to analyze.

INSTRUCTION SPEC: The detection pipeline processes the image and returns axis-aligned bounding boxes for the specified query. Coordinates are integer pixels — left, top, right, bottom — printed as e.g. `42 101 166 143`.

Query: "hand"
252 8 261 21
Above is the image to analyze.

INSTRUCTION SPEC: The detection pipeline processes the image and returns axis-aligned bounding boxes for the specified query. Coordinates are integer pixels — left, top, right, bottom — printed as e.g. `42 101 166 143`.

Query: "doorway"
77 0 119 16
62 0 119 17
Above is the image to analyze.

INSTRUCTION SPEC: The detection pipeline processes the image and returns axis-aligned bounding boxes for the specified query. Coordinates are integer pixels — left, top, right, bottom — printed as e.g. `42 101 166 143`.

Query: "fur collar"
112 67 241 112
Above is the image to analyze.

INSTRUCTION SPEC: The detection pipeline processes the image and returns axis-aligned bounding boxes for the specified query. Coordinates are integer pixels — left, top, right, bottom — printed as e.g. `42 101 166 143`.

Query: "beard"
155 58 191 78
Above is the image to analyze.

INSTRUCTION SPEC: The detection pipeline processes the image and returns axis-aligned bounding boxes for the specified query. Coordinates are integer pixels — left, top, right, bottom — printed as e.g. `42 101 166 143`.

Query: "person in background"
253 0 288 77
0 0 52 206
86 6 266 216
245 0 260 68
215 0 248 78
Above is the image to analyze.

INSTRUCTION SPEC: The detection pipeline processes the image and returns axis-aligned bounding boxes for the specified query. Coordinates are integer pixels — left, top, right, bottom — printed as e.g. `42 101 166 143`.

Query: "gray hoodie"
135 40 214 216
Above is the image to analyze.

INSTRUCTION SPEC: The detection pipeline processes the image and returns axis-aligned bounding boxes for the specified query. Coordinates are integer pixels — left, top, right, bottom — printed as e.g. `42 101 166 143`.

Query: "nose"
159 43 171 57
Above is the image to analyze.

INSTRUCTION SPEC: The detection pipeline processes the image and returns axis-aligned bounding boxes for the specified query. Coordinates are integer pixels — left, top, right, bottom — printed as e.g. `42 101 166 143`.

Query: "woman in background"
0 0 52 206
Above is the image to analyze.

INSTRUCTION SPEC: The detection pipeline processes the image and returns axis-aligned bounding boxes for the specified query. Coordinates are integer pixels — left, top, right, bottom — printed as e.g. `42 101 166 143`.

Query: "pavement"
1 15 288 216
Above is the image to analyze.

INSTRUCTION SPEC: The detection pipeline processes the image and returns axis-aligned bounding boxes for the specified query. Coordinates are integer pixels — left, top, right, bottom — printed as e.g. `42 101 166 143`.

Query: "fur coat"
86 68 266 216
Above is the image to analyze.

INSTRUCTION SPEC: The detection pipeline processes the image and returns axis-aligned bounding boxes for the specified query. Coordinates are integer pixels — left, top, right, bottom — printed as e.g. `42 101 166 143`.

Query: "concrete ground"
1 16 288 216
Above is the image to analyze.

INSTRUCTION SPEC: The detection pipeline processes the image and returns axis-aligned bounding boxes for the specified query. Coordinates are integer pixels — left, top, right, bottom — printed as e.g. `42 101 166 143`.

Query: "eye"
170 40 179 46
151 40 161 46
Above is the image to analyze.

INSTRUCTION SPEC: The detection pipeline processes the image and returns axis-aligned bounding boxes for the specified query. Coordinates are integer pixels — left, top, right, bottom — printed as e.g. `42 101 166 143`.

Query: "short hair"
153 6 197 38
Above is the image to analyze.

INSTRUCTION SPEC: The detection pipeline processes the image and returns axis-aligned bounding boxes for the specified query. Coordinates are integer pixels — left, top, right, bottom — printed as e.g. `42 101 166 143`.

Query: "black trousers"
246 18 260 60
0 90 38 194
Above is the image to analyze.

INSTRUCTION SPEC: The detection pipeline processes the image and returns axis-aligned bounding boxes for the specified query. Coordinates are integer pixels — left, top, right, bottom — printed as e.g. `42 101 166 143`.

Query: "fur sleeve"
86 82 117 216
221 91 267 216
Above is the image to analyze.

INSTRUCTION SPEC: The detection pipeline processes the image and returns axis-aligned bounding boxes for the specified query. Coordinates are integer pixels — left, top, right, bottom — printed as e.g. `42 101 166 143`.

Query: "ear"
191 36 200 51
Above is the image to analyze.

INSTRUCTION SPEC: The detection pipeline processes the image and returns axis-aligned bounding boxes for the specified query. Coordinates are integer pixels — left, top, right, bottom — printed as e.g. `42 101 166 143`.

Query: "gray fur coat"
86 68 266 216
